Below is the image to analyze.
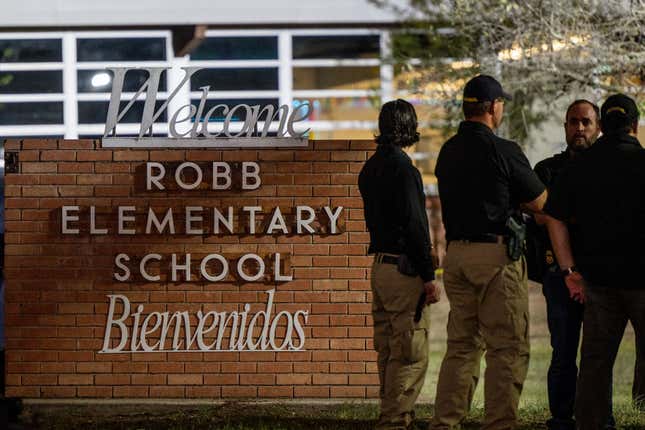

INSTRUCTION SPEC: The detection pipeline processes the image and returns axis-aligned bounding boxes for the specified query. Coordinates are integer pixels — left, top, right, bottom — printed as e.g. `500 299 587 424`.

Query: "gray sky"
0 0 409 27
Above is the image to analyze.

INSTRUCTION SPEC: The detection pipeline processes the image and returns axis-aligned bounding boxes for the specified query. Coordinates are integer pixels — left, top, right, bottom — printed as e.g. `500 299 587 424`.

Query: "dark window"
77 38 166 61
0 102 63 125
191 37 278 60
78 69 167 93
293 66 380 90
0 39 62 62
80 134 168 139
2 135 63 139
190 98 280 122
293 35 380 59
191 68 278 91
78 100 168 124
0 71 63 94
257 131 279 137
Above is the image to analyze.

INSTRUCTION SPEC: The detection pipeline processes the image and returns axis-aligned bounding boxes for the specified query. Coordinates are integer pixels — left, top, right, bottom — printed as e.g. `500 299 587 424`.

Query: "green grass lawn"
20 283 645 429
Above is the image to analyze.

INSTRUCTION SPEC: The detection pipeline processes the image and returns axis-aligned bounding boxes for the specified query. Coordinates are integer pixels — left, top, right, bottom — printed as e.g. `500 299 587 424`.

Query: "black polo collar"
458 120 494 135
595 132 640 149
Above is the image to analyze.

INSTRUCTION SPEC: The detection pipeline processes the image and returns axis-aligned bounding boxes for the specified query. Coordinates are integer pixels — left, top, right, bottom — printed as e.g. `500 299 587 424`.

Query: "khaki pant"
432 242 530 430
371 256 431 430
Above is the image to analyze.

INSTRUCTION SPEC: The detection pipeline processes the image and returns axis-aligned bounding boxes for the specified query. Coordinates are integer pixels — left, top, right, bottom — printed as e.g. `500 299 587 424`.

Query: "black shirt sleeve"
395 166 435 282
533 159 552 188
506 142 546 203
544 164 574 222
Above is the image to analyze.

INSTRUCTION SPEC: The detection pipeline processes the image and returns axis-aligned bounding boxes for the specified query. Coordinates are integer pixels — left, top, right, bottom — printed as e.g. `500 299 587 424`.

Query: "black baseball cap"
463 75 513 103
601 93 639 122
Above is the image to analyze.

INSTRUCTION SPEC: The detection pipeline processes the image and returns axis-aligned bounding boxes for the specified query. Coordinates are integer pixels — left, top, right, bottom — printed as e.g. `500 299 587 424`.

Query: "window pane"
0 39 62 62
80 133 168 139
191 37 278 60
0 71 63 94
191 68 278 91
294 97 379 121
191 98 280 122
78 101 168 124
0 102 63 125
78 69 167 93
2 135 63 139
293 67 380 90
293 35 380 59
77 38 166 61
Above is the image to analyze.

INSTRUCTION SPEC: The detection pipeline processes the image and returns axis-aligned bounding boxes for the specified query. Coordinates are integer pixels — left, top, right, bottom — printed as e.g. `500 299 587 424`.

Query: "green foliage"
502 90 552 144
0 72 13 86
390 24 474 62
371 0 644 148
0 48 13 87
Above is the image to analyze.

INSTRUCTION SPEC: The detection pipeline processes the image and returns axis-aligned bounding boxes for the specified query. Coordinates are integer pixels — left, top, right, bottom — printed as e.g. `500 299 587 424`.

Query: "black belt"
450 234 509 244
374 253 399 265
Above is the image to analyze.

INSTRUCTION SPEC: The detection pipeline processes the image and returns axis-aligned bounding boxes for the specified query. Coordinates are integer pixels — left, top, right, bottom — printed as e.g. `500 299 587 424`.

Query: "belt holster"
505 216 527 261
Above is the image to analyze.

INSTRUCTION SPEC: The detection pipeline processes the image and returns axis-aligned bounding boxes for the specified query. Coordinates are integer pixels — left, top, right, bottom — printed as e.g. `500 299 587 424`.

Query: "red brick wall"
3 138 381 399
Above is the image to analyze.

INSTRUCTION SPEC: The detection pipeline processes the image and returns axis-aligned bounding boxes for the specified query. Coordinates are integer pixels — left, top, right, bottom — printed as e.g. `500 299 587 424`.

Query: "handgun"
414 292 426 323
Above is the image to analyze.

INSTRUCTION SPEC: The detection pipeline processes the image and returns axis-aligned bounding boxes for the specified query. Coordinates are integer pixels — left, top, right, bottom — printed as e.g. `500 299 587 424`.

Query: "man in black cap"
544 93 645 430
432 75 547 429
533 100 616 430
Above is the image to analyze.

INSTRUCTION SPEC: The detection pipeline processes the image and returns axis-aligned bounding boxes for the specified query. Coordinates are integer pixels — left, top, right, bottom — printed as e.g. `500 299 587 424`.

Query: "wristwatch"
560 266 578 277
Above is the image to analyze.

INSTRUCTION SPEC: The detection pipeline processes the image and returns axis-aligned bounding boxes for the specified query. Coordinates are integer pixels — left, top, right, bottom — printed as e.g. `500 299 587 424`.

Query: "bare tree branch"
371 0 645 143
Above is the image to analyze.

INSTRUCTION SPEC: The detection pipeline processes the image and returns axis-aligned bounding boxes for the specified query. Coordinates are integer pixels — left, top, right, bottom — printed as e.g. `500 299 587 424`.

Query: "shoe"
546 417 575 430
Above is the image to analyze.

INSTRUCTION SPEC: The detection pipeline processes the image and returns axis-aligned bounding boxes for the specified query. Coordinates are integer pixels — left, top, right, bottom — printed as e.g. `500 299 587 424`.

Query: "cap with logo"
463 75 513 103
601 93 639 122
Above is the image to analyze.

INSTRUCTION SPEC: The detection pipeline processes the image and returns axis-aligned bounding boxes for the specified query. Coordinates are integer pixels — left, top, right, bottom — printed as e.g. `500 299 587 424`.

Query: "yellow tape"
606 106 626 114
463 97 479 102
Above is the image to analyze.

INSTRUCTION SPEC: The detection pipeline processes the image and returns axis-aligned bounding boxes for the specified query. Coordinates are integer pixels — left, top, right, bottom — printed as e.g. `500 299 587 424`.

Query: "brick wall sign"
4 138 379 399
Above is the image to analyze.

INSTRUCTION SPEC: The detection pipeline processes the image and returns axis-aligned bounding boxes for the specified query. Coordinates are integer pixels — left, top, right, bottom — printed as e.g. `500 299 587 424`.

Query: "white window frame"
0 32 65 136
0 28 394 138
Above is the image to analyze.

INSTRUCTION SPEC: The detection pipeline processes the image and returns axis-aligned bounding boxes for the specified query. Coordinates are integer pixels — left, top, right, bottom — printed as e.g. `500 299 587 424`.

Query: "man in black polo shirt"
359 99 440 430
432 75 547 430
544 94 645 430
534 100 615 430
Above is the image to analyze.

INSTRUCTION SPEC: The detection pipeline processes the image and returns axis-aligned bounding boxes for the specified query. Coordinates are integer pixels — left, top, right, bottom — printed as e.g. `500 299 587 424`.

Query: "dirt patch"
15 402 383 430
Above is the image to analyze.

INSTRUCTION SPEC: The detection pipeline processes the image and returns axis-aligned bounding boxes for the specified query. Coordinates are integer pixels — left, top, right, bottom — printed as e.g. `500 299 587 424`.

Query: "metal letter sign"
101 67 310 148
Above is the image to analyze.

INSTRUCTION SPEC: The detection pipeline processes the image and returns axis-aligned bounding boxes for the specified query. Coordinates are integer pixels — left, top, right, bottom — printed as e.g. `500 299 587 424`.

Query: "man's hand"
565 271 586 303
424 281 441 304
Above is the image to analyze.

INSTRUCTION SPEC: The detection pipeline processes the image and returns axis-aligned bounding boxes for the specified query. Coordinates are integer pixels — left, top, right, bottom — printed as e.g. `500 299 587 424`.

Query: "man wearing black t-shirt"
432 75 547 429
545 94 645 430
534 100 615 430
